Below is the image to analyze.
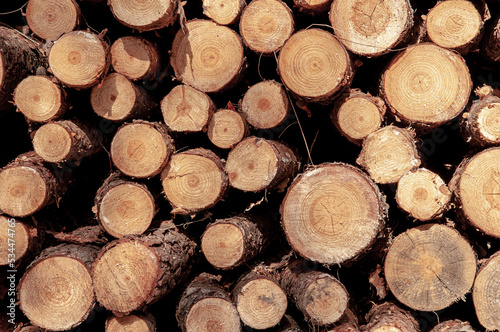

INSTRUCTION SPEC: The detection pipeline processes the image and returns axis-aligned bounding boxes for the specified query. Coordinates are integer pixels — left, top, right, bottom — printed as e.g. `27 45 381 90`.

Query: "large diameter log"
176 273 241 332
473 251 500 330
362 302 419 332
203 0 246 25
384 224 477 311
106 312 156 332
171 19 245 93
110 36 161 81
281 162 387 265
380 43 472 131
18 244 99 331
207 109 248 149
329 0 413 57
26 0 82 41
108 0 178 31
278 29 352 103
93 223 197 315
0 216 43 267
431 320 477 332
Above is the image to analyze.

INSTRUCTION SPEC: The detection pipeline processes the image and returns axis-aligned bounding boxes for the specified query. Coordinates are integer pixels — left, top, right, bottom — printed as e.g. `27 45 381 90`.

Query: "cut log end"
201 223 244 269
293 0 332 14
473 252 500 330
207 109 248 149
108 0 178 31
202 0 246 25
105 313 156 332
364 302 419 332
431 320 478 332
0 216 30 265
463 93 500 146
110 36 160 81
186 298 241 332
33 123 72 162
26 0 81 41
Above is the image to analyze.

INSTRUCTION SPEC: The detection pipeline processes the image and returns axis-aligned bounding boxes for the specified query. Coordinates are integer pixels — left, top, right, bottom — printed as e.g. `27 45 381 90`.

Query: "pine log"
110 121 174 178
380 43 472 131
280 162 387 265
108 0 178 31
329 0 413 56
202 0 246 25
26 0 82 41
240 80 290 130
239 0 294 54
426 0 483 54
232 268 288 330
94 173 156 238
105 312 156 332
281 260 349 326
176 273 241 332
473 251 500 330
395 168 451 221
225 136 299 192
161 84 215 133
384 224 477 311
327 309 360 332
50 224 110 245
170 19 245 93
161 148 228 215
18 243 100 331
356 126 421 184
110 36 161 81
91 73 155 122
207 109 248 149
293 0 332 15
362 302 419 332
481 14 500 62
93 222 197 315
278 29 352 103
0 216 43 267
13 75 68 123
331 90 385 145
431 320 477 332
48 31 109 89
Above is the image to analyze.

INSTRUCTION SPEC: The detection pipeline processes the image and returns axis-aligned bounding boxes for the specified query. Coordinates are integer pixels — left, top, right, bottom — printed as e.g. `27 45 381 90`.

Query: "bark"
362 302 419 332
473 250 500 330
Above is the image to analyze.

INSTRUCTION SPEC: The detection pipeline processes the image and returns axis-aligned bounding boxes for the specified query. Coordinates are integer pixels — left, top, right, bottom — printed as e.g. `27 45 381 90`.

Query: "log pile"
4 0 500 331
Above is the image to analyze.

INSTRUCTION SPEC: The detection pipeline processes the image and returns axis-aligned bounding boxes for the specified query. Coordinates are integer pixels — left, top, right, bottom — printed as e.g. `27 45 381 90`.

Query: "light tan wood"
0 216 30 266
202 0 246 25
431 320 477 332
105 313 156 332
26 0 82 41
363 302 419 332
108 0 178 31
482 15 500 62
110 36 160 81
293 0 332 14
473 251 500 330
207 109 248 149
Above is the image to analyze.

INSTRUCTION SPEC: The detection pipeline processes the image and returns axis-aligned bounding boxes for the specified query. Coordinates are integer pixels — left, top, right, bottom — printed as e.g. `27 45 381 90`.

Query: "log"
105 312 156 332
0 216 43 267
161 84 215 133
331 90 385 145
176 273 241 332
431 320 477 332
202 0 246 25
240 80 290 130
293 0 332 15
207 108 248 149
473 251 500 330
108 0 178 31
362 302 419 332
329 0 413 56
18 243 100 331
395 168 451 221
356 126 421 184
327 309 360 332
13 324 44 332
170 19 245 93
239 0 294 54
26 0 82 41
481 14 500 62
110 36 161 81
93 222 197 315
48 30 109 89
280 162 387 265
278 29 352 103
110 120 174 178
380 43 472 131
384 224 477 311
281 260 349 326
160 148 228 215
91 72 155 122
94 173 156 238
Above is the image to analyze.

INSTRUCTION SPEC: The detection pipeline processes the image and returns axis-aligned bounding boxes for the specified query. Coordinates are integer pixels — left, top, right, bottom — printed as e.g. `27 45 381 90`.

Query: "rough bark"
362 302 419 332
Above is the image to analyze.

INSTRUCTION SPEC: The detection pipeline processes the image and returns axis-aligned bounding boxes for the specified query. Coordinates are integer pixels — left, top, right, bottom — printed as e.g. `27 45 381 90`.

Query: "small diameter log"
293 0 332 14
473 251 500 330
362 302 419 332
161 148 228 215
380 43 472 131
225 136 298 192
108 0 178 31
14 75 68 123
105 312 156 332
384 224 477 311
332 90 385 145
426 0 483 54
0 216 43 266
202 0 246 25
18 244 99 331
233 268 288 330
93 223 197 315
329 0 413 57
278 29 352 103
171 19 245 93
356 126 421 184
33 120 101 163
482 15 500 62
450 146 500 237
327 309 360 332
239 0 294 54
201 215 266 269
162 84 215 133
176 273 241 332
48 31 109 89
91 73 155 122
281 260 349 326
395 168 451 221
462 85 500 146
240 80 290 129
207 109 248 149
281 162 387 265
110 36 161 81
431 320 477 332
95 173 156 238
26 0 82 41
110 121 174 178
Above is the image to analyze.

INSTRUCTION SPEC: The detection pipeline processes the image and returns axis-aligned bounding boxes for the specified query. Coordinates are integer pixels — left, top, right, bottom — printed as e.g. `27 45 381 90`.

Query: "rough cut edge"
362 302 419 332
